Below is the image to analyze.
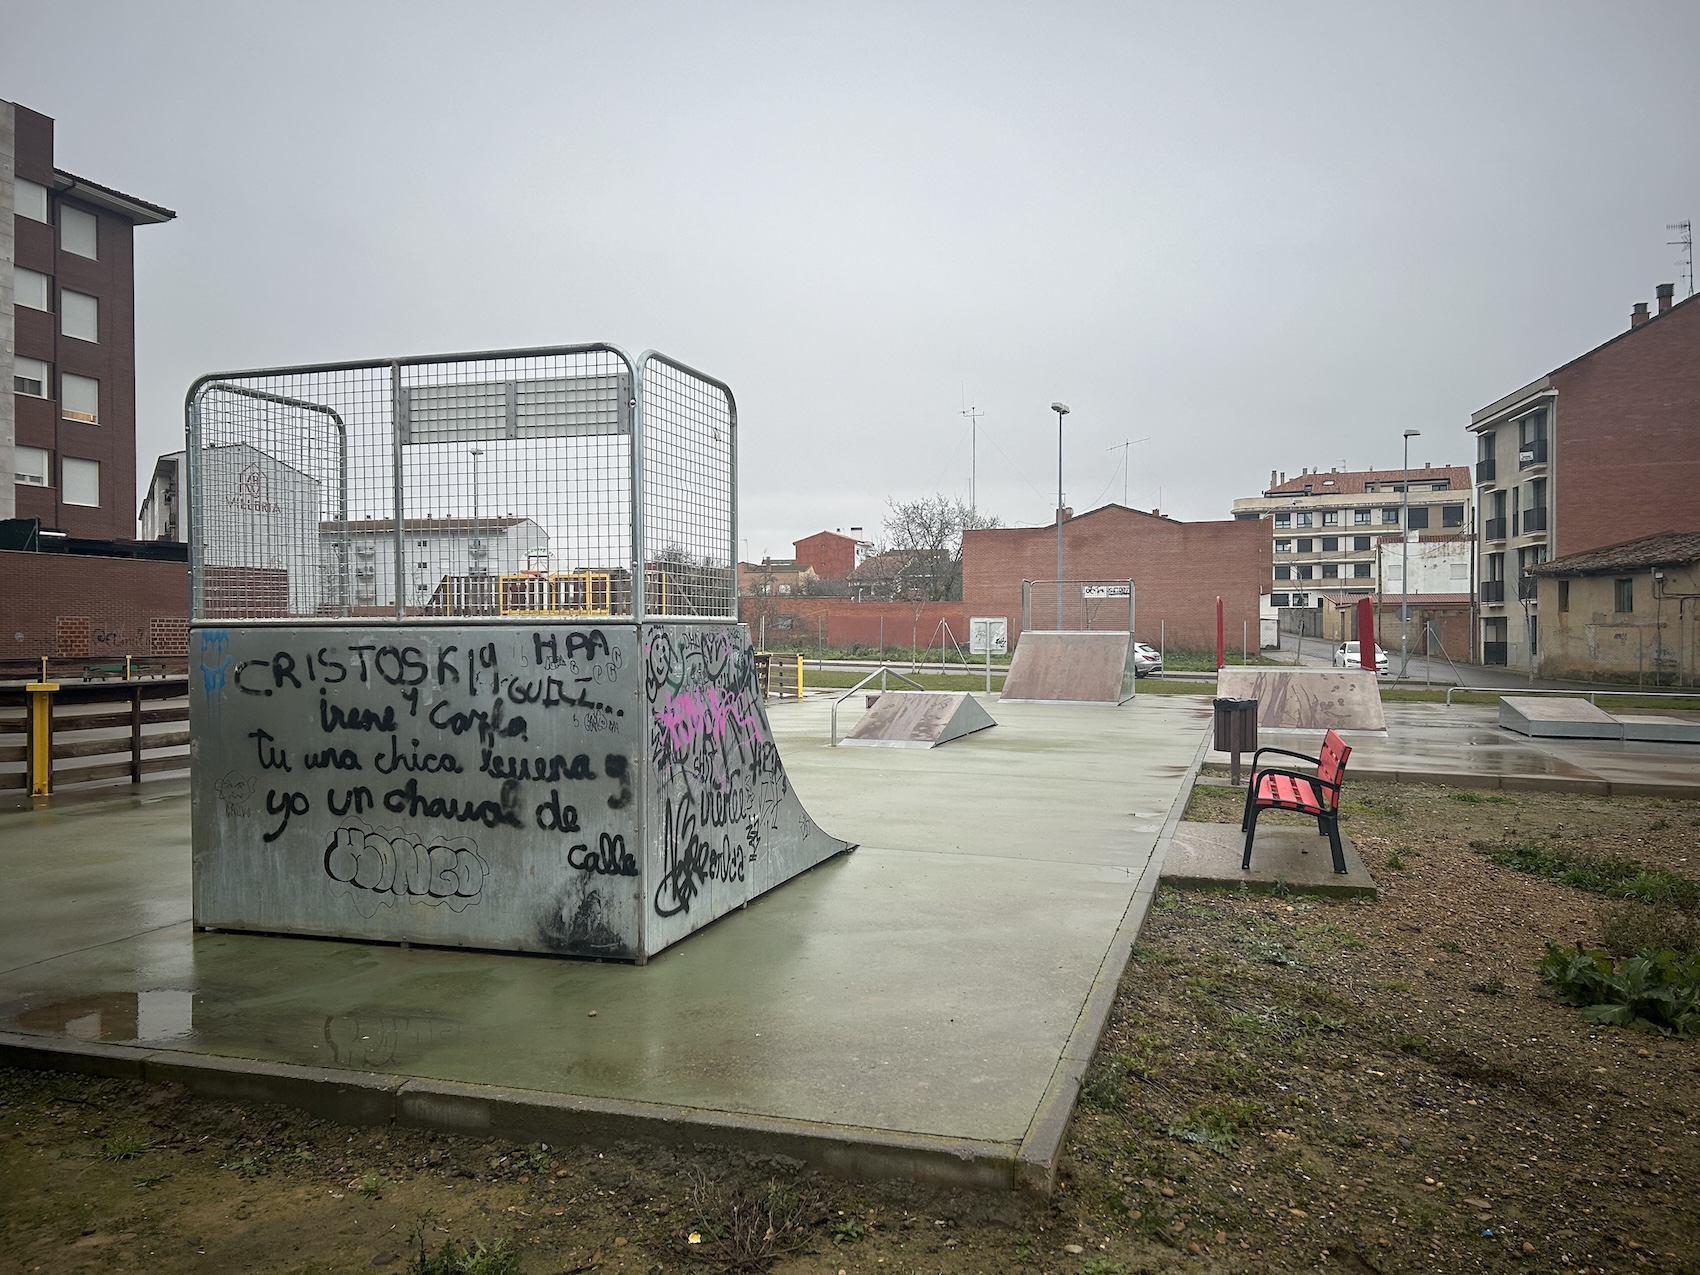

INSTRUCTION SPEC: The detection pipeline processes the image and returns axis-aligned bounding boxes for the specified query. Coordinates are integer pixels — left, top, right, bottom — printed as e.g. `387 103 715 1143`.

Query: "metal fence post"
26 680 57 797
390 361 406 620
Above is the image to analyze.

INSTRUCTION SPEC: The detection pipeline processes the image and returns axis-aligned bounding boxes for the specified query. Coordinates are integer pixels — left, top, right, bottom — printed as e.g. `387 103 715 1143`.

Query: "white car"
1333 640 1389 675
1132 642 1163 678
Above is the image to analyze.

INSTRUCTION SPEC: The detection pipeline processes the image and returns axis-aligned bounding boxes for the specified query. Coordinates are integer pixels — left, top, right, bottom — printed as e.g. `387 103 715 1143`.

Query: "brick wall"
1552 295 1700 558
0 550 189 659
740 596 973 651
1370 598 1472 660
961 507 1271 649
792 531 858 581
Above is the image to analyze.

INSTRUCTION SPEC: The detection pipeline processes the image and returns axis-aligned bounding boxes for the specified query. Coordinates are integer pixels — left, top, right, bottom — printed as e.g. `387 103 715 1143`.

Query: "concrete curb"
1199 762 1700 800
0 1030 1024 1191
1012 720 1214 1193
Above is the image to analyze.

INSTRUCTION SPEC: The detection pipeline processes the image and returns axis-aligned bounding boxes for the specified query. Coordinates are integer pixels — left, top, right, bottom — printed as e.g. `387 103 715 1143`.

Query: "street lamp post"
1400 429 1420 679
1052 402 1070 629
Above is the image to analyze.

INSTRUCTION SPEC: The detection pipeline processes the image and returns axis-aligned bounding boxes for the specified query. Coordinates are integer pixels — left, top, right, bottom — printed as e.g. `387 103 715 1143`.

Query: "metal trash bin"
1212 696 1259 784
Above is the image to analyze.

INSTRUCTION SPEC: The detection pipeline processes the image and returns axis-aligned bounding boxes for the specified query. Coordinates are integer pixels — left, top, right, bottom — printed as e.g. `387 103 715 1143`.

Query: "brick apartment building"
1469 283 1700 669
792 527 868 582
4 101 175 537
961 504 1270 651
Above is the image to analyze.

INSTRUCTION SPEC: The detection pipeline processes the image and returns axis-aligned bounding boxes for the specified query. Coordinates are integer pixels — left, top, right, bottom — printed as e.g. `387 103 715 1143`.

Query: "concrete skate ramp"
190 621 851 964
843 691 996 749
1000 631 1135 704
1614 714 1700 743
1215 667 1385 731
1499 696 1619 739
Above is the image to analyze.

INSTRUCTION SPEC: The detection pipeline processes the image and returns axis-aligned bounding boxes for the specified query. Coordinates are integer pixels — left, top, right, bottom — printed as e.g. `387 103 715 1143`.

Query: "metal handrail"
1444 685 1700 706
830 665 929 746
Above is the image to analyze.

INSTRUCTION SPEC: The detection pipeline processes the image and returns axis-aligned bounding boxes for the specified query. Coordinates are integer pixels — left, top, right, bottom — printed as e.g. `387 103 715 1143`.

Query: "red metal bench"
1240 728 1352 874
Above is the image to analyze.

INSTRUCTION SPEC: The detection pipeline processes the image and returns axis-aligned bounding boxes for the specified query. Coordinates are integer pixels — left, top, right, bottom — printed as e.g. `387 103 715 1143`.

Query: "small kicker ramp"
1500 697 1700 743
842 691 997 749
1216 667 1386 731
1001 631 1136 704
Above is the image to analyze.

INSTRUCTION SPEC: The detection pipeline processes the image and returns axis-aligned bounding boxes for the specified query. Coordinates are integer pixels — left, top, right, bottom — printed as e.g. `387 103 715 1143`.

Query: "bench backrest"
1317 729 1351 807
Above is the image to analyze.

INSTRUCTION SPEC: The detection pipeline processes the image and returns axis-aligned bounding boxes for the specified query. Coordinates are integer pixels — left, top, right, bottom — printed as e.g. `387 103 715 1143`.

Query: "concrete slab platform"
842 690 996 748
1216 667 1386 731
1499 695 1620 738
0 695 1213 1190
1000 631 1135 704
1161 822 1376 898
1614 713 1700 744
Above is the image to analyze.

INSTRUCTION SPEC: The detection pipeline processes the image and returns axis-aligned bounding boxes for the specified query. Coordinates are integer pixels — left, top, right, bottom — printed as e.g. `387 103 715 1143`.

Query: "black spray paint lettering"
605 754 632 810
319 690 398 734
373 646 429 687
568 832 638 878
480 749 594 783
303 745 362 771
248 728 291 771
263 788 310 842
654 793 745 918
427 697 528 745
535 789 582 834
533 629 610 669
323 825 488 910
326 785 376 816
380 777 523 829
372 735 463 775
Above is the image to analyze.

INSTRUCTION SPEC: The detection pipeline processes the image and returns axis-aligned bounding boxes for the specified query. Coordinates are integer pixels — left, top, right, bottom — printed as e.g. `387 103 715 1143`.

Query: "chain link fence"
187 345 736 623
1020 580 1136 633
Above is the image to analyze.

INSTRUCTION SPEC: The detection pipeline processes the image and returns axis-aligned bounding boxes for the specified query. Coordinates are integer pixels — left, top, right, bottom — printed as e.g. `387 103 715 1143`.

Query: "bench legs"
1242 807 1350 875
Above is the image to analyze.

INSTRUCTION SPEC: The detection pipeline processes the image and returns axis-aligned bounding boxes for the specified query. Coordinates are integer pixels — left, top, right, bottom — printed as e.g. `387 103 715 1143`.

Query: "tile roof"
1263 467 1471 497
1531 530 1700 576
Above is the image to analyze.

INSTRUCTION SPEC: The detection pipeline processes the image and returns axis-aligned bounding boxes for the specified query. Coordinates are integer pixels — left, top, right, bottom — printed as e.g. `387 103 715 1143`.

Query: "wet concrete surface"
1204 701 1700 794
0 694 1210 1164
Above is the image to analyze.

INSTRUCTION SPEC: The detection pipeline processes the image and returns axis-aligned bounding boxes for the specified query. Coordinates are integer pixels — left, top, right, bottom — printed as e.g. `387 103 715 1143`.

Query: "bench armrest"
1249 745 1319 769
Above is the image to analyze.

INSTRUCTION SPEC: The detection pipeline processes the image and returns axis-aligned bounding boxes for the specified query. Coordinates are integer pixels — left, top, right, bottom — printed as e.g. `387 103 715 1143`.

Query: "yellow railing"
497 571 614 617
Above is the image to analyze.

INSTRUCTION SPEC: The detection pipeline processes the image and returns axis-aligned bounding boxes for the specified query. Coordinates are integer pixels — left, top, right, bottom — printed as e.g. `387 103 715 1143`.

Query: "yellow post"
39 655 48 682
25 681 58 797
795 654 804 700
125 654 134 681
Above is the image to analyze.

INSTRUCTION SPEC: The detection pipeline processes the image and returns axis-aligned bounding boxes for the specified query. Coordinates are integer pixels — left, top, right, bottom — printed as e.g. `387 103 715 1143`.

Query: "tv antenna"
1106 437 1151 507
1670 221 1694 298
961 402 985 512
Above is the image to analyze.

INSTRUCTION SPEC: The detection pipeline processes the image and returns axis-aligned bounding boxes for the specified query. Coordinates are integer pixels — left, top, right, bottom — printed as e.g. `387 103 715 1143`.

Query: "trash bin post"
1212 697 1259 786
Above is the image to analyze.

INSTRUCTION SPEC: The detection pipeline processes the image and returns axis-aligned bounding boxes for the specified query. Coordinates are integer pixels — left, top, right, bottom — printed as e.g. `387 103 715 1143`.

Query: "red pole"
1216 596 1225 670
1356 596 1376 670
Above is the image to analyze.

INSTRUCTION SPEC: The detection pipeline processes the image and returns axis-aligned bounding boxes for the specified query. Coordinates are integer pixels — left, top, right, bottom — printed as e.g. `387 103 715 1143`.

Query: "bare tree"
877 494 999 601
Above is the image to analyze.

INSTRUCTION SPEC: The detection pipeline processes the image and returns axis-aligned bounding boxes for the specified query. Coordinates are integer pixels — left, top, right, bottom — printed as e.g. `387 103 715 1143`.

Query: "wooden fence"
0 676 191 794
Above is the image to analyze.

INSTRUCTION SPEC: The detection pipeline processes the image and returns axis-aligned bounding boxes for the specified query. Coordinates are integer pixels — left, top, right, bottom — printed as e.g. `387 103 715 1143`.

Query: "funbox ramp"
190 621 850 963
1215 667 1386 732
842 690 996 748
1000 631 1136 704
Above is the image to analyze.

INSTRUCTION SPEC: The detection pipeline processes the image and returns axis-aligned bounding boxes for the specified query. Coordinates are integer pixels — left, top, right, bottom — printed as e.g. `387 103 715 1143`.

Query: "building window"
1322 563 1339 578
1322 510 1338 526
1269 593 1291 607
1274 565 1291 581
1295 511 1313 528
15 177 49 222
62 457 101 506
1442 504 1464 528
1291 593 1310 607
1529 615 1539 656
61 206 99 260
1381 508 1400 525
1322 536 1338 552
1274 513 1291 529
14 356 50 397
1615 578 1633 613
1354 508 1371 525
1478 431 1495 461
1558 580 1569 612
1519 408 1547 445
1430 481 1449 491
14 266 50 311
1406 506 1430 530
1486 553 1504 582
1274 539 1292 553
1353 562 1371 578
15 446 51 487
1297 564 1314 581
1353 536 1371 552
62 290 99 342
1297 537 1313 553
61 373 99 424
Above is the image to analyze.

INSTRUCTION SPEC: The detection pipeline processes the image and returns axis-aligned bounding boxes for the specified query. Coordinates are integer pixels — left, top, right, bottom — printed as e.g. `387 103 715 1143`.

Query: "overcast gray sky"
6 2 1698 557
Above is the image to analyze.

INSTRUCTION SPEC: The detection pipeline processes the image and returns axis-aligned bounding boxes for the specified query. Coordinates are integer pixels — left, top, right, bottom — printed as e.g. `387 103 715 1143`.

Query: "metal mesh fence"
639 353 736 619
188 345 735 623
1020 580 1137 633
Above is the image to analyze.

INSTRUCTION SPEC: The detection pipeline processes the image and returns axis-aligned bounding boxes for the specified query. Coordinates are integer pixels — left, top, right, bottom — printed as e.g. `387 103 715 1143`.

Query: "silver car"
1132 642 1163 678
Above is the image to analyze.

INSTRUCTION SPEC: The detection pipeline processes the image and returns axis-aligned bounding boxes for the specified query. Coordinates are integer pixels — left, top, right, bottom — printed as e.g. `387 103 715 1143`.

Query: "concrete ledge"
143 1050 401 1126
1162 822 1376 898
0 1030 149 1080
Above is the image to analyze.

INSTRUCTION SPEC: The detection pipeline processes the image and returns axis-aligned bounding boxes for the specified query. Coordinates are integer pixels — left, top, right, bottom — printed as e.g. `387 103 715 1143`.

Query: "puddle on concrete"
14 989 194 1044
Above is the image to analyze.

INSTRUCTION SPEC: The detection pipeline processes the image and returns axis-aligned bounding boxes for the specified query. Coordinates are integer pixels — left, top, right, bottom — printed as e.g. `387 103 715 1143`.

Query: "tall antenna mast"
1106 436 1151 507
1670 221 1695 298
961 402 985 512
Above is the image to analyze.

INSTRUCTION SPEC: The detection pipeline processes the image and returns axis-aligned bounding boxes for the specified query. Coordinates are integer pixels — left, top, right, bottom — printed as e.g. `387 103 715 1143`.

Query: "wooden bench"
1240 728 1352 875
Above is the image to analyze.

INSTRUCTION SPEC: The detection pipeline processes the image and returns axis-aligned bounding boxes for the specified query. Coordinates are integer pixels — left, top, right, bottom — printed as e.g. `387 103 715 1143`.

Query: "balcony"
1518 437 1548 468
1483 641 1509 666
1521 505 1548 533
1476 457 1497 483
1517 575 1537 600
1485 517 1507 540
1481 579 1506 603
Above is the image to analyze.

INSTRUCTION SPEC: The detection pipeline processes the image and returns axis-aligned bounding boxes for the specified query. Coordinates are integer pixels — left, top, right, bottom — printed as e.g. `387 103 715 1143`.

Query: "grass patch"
1475 841 1700 910
1165 1100 1266 1153
94 1133 152 1161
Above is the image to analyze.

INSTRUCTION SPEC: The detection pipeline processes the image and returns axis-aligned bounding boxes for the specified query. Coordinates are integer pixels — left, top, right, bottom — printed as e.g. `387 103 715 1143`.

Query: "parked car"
1333 640 1389 675
1132 642 1163 678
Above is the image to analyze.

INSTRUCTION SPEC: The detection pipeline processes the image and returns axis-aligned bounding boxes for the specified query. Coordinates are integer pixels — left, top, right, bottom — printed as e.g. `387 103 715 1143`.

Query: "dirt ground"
2 784 1697 1275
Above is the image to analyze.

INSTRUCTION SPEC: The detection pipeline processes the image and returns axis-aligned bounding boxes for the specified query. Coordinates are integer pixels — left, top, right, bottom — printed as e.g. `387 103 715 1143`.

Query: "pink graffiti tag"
653 687 765 764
